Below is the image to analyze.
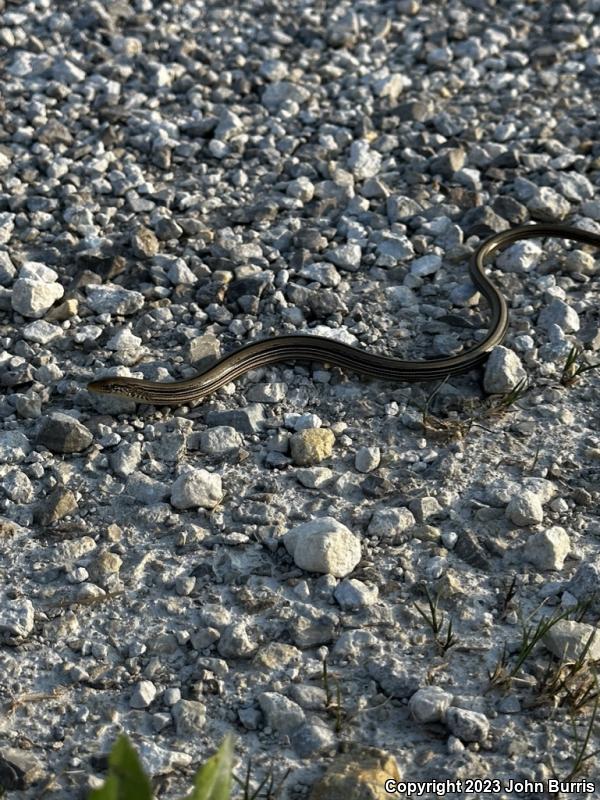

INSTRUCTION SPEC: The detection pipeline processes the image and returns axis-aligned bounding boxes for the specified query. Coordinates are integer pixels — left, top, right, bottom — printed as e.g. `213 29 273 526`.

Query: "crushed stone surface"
0 0 599 798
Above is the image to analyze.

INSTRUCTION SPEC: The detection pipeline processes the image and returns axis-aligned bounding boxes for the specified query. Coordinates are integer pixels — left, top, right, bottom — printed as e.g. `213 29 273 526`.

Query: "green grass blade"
87 734 153 800
184 734 235 800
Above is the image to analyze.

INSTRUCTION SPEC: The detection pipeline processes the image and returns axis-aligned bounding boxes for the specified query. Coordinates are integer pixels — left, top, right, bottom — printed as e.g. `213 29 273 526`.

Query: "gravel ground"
1 0 600 798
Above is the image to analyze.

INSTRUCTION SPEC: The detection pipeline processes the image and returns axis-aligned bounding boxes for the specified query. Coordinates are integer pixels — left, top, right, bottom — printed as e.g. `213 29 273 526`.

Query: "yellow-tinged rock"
309 747 401 799
89 550 123 578
253 642 303 670
290 428 335 466
46 297 78 320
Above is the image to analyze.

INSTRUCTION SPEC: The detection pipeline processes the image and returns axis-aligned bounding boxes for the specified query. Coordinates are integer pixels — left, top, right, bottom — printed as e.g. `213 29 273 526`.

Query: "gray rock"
238 706 262 730
8 51 52 77
148 431 187 463
217 621 257 658
109 442 142 478
283 517 361 577
496 240 542 272
205 404 265 434
505 489 544 527
130 680 157 709
37 413 93 454
0 213 15 245
410 254 442 277
297 261 340 287
170 468 223 509
538 299 580 334
427 46 453 68
34 488 78 524
348 140 382 180
483 346 527 394
430 148 465 177
214 109 244 140
167 260 197 285
526 186 571 221
387 195 423 223
354 446 380 473
409 496 443 523
52 58 86 83
555 172 594 202
126 474 170 505
197 426 243 454
259 58 288 82
524 526 570 571
377 235 414 261
2 470 34 504
394 101 433 123
0 596 35 644
494 121 517 141
257 692 305 734
445 707 489 743
387 285 417 307
261 81 310 109
409 686 453 723
333 578 378 610
186 334 221 368
22 320 62 344
294 467 333 489
85 283 144 315
36 119 73 146
365 657 420 699
172 699 207 737
290 721 337 758
326 9 360 47
0 251 16 285
286 176 315 202
492 195 529 224
288 684 328 709
461 206 510 237
0 431 31 464
106 328 143 355
324 243 363 271
11 278 64 318
542 619 600 661
566 563 600 611
455 167 482 191
289 609 339 649
246 382 288 403
497 695 521 714
152 212 183 241
581 199 600 221
367 507 415 537
0 746 44 790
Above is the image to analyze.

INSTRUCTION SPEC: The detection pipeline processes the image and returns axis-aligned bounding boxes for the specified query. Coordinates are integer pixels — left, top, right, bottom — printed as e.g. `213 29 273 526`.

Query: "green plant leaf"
87 734 153 800
183 734 235 800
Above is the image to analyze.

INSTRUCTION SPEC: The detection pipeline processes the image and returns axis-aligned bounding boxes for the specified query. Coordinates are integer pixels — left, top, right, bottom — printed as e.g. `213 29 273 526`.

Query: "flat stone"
205 404 265 435
85 283 145 315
